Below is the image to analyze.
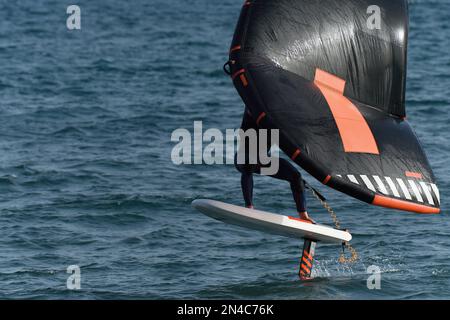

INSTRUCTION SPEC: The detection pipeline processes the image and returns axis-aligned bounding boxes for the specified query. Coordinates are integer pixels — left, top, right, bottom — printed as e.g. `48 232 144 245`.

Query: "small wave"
49 126 87 137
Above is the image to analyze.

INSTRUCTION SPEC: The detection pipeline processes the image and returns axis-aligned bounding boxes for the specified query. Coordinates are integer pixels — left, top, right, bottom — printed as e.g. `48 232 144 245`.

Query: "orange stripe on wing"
315 69 346 93
323 175 331 185
231 69 248 87
291 149 301 161
256 112 266 125
230 45 241 53
405 171 423 179
314 69 379 155
373 195 440 214
240 74 248 87
231 69 245 80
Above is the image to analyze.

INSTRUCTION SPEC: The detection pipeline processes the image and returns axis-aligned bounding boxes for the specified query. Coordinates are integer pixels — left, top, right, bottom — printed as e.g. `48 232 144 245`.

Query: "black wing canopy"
229 0 440 213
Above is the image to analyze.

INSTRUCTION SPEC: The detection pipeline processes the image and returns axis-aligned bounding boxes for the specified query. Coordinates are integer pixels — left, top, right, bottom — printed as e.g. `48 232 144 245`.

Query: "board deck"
192 199 352 243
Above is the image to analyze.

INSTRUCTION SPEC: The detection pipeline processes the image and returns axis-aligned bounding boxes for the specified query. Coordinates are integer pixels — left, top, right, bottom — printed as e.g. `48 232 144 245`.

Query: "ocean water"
0 0 448 299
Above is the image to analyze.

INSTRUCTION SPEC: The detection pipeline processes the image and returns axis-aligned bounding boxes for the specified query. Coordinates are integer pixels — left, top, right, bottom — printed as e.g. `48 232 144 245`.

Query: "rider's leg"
235 153 258 208
240 170 254 208
266 158 315 223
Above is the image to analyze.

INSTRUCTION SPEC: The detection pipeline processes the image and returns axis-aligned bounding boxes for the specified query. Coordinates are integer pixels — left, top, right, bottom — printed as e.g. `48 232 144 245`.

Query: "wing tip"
373 195 440 214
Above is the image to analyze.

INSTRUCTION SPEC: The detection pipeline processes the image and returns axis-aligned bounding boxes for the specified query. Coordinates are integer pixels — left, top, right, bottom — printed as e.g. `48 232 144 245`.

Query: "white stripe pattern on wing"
385 177 401 198
431 183 440 205
419 182 435 205
397 178 412 200
360 175 376 192
408 180 423 203
347 175 359 184
373 175 389 195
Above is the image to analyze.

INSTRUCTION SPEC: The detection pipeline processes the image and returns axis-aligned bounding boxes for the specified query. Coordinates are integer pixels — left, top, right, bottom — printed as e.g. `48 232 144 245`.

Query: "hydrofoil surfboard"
192 199 351 243
192 199 353 279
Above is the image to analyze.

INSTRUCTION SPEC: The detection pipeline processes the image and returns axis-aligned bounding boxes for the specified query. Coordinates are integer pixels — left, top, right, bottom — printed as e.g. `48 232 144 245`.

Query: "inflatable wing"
228 0 440 214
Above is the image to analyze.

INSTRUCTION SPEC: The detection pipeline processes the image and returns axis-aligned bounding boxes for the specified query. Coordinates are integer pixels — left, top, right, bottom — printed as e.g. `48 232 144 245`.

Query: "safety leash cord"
308 187 358 264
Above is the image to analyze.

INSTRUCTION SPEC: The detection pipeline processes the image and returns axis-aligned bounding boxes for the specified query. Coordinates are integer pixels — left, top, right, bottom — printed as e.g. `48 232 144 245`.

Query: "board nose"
191 199 203 209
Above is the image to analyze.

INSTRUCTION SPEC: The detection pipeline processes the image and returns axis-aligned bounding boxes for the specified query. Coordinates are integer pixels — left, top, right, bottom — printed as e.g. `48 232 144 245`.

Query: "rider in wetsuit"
234 107 315 224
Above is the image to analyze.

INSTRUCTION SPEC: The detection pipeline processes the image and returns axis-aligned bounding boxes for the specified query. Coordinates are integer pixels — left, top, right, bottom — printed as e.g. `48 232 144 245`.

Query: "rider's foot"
298 211 316 224
246 205 254 209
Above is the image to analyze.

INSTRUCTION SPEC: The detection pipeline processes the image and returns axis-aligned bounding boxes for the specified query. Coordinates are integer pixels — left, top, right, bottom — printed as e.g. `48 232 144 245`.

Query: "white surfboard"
192 199 351 243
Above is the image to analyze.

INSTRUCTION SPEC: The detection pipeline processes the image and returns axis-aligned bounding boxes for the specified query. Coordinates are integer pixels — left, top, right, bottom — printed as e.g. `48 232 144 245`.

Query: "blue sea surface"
0 0 449 299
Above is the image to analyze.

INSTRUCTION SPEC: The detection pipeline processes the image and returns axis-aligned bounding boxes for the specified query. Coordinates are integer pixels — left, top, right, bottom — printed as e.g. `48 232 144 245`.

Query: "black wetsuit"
234 107 307 213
